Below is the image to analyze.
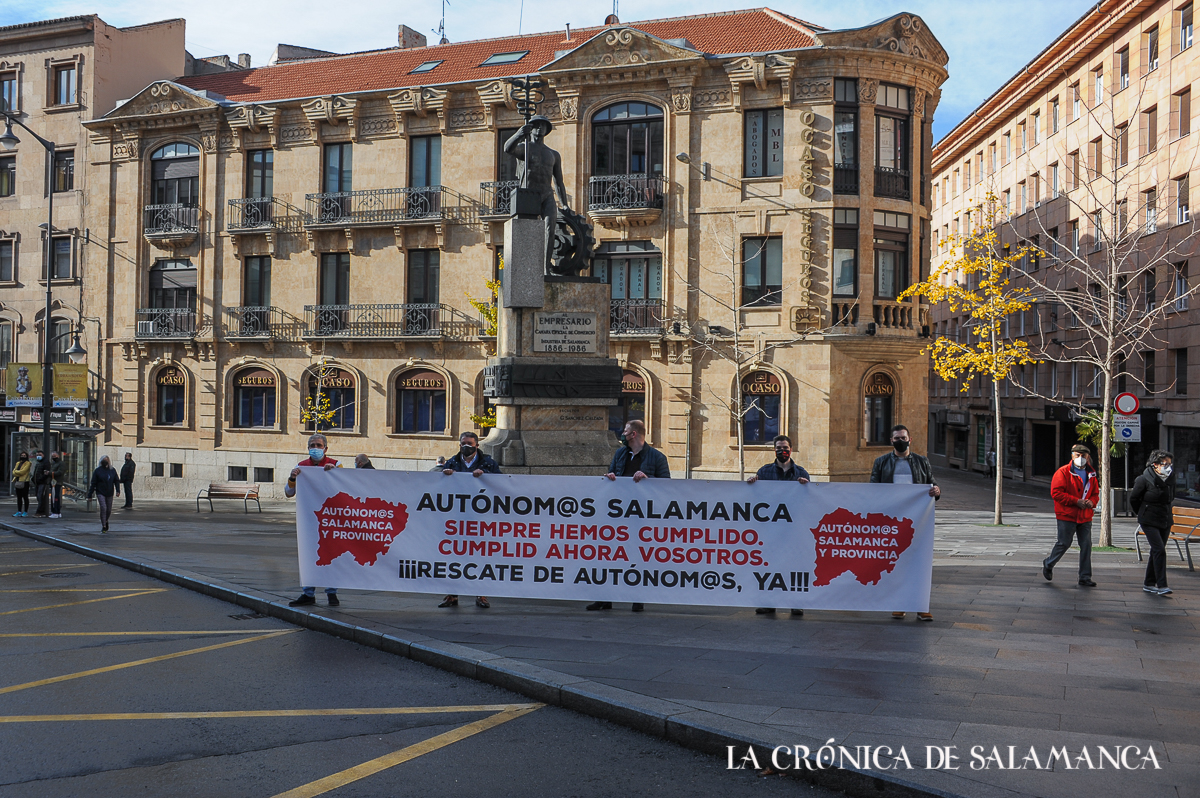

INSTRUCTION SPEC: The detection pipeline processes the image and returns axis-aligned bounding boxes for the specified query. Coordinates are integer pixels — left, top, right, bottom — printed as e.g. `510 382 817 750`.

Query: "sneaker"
631 603 644 612
20 512 27 517
585 601 612 611
327 594 340 606
1078 578 1097 587
1157 587 1173 595
917 613 934 621
49 514 60 519
288 594 316 606
755 607 776 614
892 612 906 619
1143 585 1159 593
12 512 20 517
790 609 804 616
438 595 459 608
475 597 490 608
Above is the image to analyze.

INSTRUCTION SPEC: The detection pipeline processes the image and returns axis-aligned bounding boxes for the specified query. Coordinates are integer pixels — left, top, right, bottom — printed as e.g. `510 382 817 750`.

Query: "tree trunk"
993 380 1004 526
1099 385 1114 547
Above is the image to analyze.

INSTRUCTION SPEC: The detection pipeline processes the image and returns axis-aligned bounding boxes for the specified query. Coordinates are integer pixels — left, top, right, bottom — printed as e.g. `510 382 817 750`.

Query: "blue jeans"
302 587 338 596
1044 520 1093 580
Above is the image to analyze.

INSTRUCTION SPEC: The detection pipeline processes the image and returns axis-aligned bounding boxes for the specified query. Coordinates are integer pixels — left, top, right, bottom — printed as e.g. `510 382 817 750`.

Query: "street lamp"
64 332 87 364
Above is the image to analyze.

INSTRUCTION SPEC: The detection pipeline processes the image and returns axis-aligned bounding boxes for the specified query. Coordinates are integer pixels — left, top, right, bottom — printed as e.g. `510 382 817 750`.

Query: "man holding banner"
437 431 500 609
748 434 810 617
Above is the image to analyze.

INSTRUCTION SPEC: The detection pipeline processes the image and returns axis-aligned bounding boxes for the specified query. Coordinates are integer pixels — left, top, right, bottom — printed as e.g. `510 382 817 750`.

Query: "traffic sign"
1115 392 1140 415
1115 414 1142 442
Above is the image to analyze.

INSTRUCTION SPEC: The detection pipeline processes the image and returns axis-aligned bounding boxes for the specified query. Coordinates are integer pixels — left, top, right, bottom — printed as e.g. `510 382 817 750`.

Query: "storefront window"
155 366 186 426
611 370 647 438
1005 419 1025 471
1169 427 1200 498
233 368 277 429
864 372 894 444
396 369 446 433
305 367 355 431
976 418 989 465
742 371 782 444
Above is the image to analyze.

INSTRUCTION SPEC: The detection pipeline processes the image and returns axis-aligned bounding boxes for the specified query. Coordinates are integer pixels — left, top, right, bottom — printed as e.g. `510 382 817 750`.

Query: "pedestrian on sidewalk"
438 431 499 609
32 451 50 517
48 451 65 518
120 453 136 509
87 456 121 533
590 419 671 613
11 451 30 517
986 448 997 479
1129 449 1176 596
871 424 941 622
747 434 809 617
1043 444 1100 587
286 433 341 608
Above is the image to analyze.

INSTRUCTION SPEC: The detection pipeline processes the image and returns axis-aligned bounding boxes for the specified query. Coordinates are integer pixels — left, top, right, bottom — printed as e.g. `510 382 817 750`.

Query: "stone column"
858 79 879 319
665 82 695 473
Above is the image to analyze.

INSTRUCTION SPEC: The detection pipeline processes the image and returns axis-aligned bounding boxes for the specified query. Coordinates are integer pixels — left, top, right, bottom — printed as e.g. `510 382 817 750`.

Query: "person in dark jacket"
86 456 121 532
32 451 50 517
748 434 810 617
871 424 940 621
1043 444 1101 587
120 453 136 509
1128 449 1177 595
48 451 65 518
592 419 670 612
439 432 500 609
354 454 375 469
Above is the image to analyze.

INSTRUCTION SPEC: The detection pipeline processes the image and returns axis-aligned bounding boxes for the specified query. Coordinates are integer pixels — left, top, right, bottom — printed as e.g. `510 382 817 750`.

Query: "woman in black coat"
1128 449 1176 595
86 456 121 533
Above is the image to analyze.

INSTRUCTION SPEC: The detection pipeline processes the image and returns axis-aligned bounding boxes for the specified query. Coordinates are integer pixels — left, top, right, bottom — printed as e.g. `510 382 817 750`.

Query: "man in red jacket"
1043 444 1100 587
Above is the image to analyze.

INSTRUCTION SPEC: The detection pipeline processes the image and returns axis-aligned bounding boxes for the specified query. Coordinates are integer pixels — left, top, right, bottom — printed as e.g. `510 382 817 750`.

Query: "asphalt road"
0 530 831 798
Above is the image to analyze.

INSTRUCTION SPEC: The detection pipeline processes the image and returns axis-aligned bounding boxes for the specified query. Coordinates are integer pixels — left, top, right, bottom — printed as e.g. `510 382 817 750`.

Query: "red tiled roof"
176 8 818 104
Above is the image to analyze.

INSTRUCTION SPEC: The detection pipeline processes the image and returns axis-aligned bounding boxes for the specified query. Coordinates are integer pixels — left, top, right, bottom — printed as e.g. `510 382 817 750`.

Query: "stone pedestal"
482 225 620 473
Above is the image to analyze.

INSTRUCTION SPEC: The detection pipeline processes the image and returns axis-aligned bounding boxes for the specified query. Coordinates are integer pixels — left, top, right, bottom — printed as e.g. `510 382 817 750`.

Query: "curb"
5 523 965 798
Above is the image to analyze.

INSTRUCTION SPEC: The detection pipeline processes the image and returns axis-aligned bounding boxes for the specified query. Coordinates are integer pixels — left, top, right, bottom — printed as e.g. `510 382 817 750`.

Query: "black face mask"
775 448 790 463
892 439 910 454
460 444 477 458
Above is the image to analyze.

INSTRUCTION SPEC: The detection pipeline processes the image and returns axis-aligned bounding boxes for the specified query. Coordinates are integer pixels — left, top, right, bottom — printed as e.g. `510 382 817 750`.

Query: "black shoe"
1078 578 1097 587
631 603 644 612
289 595 316 606
585 601 612 611
1042 565 1053 581
101 526 108 533
790 609 804 616
755 607 776 614
327 594 340 606
438 596 458 608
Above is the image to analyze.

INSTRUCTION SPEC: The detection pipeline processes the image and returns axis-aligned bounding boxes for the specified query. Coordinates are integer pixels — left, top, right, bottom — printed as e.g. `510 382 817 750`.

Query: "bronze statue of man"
504 116 569 274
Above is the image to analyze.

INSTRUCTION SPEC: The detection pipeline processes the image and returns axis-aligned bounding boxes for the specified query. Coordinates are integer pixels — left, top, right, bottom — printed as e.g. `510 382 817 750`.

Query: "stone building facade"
929 0 1200 496
72 9 946 498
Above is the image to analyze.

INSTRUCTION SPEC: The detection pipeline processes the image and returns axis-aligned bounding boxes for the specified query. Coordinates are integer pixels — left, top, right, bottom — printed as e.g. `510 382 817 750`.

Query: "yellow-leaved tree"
900 193 1040 525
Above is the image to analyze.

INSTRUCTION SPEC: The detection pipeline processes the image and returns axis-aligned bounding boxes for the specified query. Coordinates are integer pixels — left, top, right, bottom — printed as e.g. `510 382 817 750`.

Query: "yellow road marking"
0 704 542 723
271 705 542 798
0 564 103 575
0 630 297 695
0 589 167 616
0 630 284 637
0 588 169 593
0 548 50 553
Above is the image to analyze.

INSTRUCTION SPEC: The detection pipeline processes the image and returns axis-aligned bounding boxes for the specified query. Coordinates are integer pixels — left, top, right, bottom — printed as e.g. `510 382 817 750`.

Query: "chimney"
237 53 251 68
399 25 428 49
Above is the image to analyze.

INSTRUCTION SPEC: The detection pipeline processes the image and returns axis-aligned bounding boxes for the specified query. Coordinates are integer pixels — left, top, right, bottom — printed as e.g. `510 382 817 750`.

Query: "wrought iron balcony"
834 165 859 195
588 174 665 212
223 306 294 340
873 167 911 200
227 197 306 233
136 308 197 339
480 180 518 218
611 298 666 335
304 186 444 227
144 203 199 235
302 303 482 339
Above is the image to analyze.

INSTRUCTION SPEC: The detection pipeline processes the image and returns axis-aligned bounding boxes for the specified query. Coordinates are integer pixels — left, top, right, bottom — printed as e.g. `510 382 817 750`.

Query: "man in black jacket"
438 431 500 609
32 451 50 517
871 424 940 621
591 420 670 612
120 453 136 509
748 434 810 617
48 451 65 518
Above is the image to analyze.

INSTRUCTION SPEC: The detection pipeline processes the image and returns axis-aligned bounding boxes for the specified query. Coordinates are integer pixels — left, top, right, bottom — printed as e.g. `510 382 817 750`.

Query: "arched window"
305 367 355 431
741 371 781 444
592 102 664 177
155 366 187 426
396 369 447 433
611 370 647 438
233 368 277 429
864 372 895 445
47 318 73 363
150 143 200 206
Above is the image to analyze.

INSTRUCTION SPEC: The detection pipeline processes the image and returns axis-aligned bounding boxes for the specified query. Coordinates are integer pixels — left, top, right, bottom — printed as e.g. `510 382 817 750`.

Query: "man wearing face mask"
1043 444 1100 587
48 451 66 519
285 433 342 607
438 431 501 609
1128 449 1176 595
32 451 50 517
870 424 941 621
747 434 810 616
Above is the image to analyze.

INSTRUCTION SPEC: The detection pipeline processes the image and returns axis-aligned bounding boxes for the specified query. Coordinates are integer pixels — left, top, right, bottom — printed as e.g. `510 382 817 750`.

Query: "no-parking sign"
1115 392 1140 415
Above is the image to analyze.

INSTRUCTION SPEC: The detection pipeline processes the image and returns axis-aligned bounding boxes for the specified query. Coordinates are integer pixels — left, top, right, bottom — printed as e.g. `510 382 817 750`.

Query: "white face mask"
1157 464 1174 478
1073 456 1087 469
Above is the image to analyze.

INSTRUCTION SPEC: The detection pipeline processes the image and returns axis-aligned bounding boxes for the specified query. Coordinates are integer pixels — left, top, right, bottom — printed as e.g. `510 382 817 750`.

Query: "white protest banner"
295 470 936 612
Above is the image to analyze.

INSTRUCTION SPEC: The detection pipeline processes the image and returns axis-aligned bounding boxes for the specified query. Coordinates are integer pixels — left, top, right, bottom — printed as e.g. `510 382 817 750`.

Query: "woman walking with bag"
1129 449 1177 596
11 452 30 517
86 456 121 533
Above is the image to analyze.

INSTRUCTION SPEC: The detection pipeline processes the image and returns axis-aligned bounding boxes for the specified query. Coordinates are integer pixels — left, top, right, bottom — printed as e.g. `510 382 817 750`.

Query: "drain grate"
229 612 267 620
39 572 87 579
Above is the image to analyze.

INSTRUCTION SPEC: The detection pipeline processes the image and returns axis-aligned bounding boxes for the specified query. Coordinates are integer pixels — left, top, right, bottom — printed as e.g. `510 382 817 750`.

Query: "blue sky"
0 0 1094 140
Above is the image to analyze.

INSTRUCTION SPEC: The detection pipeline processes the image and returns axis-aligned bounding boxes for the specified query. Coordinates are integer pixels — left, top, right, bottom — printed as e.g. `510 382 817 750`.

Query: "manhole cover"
229 613 267 620
39 572 87 579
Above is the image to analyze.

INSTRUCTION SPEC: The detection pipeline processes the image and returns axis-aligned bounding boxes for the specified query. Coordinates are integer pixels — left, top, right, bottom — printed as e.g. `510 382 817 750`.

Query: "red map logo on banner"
314 492 409 566
810 508 915 586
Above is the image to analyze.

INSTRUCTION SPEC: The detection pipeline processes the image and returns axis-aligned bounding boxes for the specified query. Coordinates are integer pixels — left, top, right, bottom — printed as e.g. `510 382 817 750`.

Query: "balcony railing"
143 204 199 235
832 301 859 326
833 165 858 195
611 298 666 335
227 197 307 233
302 303 482 339
223 306 294 339
873 167 911 200
136 308 197 338
304 186 443 226
873 300 914 330
480 180 518 217
588 174 665 211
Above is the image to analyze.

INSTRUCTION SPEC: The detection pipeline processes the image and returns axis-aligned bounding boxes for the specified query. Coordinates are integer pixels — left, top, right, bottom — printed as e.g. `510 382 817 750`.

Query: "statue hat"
529 115 553 133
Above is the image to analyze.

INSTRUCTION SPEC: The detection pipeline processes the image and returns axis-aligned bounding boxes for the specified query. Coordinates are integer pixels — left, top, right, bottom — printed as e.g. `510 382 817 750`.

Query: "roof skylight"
479 51 528 66
410 60 443 74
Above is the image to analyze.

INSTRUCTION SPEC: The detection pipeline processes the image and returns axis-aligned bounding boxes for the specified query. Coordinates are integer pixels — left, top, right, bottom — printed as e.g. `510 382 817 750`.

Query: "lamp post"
1 109 59 464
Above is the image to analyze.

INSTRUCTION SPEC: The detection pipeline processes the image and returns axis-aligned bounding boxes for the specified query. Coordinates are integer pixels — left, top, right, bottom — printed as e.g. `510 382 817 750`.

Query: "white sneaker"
1143 586 1158 593
1157 587 1173 595
49 513 60 519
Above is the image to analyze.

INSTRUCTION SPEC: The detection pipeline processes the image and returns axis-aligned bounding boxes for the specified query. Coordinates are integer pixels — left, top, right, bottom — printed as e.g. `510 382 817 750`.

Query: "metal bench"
196 482 261 513
1135 505 1200 571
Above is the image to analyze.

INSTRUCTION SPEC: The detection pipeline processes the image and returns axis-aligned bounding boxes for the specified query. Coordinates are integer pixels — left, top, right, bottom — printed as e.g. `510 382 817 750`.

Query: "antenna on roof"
518 0 524 34
433 0 450 44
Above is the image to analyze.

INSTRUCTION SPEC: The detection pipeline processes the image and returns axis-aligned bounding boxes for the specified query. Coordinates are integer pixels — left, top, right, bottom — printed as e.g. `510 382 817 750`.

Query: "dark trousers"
1142 524 1169 588
35 484 48 515
97 494 112 528
1044 519 1093 580
121 480 133 508
50 485 62 515
13 484 28 513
